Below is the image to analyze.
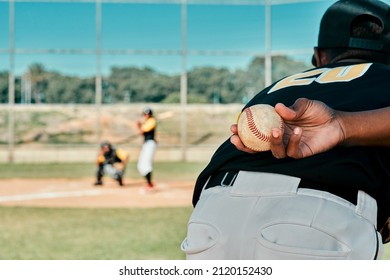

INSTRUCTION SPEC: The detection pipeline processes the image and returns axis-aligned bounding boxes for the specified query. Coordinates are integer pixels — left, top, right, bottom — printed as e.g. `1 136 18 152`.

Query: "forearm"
338 107 390 147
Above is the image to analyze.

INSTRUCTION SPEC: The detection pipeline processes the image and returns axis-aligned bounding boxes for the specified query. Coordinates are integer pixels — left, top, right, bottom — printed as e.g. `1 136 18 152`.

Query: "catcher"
94 141 129 187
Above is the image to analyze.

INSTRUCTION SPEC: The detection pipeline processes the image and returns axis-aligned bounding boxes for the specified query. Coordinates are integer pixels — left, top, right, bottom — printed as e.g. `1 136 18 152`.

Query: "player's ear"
313 47 330 67
312 48 318 67
312 47 321 67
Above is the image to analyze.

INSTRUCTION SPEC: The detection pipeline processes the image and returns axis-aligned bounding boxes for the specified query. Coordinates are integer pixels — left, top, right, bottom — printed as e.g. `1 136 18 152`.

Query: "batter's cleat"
146 182 154 190
94 181 103 186
117 177 123 186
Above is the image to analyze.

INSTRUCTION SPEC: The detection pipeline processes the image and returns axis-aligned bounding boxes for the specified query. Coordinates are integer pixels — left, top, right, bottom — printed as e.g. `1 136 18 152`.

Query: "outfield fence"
0 103 240 163
1 0 336 162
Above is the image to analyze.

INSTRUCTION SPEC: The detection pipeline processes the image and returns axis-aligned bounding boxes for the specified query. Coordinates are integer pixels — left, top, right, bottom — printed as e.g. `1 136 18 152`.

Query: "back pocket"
255 223 351 260
181 222 220 258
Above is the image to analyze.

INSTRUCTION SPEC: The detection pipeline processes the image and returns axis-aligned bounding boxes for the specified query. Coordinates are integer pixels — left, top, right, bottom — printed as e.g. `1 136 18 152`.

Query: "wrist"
336 110 369 147
334 110 348 146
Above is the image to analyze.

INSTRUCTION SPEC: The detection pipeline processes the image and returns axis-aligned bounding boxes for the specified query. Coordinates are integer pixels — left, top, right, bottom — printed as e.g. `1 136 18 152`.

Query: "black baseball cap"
316 0 390 52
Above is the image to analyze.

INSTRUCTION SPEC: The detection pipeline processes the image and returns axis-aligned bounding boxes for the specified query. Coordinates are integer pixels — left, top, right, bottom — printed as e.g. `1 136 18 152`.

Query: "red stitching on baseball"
245 107 271 142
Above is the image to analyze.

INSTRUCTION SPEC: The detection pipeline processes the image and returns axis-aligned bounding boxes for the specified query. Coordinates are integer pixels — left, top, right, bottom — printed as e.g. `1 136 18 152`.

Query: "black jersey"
192 62 390 227
142 117 157 142
103 148 124 165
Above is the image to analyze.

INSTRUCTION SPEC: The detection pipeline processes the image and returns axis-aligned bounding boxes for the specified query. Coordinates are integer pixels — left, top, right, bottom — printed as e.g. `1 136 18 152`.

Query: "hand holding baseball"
234 104 283 152
231 99 346 158
230 124 258 154
269 98 345 159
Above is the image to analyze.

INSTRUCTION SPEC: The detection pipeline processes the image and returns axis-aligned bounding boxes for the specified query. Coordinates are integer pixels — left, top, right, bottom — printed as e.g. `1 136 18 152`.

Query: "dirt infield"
0 178 195 209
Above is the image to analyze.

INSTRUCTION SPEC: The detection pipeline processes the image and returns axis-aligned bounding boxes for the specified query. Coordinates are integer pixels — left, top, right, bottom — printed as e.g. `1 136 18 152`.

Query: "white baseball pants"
137 140 157 176
181 171 383 260
103 164 123 179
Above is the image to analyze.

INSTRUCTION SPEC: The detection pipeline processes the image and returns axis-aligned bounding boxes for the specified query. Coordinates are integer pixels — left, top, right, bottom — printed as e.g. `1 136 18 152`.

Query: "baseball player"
182 0 390 259
94 141 129 187
135 107 157 190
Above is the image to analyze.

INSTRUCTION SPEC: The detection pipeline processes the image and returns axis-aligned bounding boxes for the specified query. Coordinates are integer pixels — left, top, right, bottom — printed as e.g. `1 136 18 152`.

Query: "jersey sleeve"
116 149 129 162
141 118 156 133
97 154 105 164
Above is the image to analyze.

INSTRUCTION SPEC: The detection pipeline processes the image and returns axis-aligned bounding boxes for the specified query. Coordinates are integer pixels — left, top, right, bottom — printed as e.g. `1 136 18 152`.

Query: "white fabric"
137 140 157 176
181 171 382 260
103 164 121 179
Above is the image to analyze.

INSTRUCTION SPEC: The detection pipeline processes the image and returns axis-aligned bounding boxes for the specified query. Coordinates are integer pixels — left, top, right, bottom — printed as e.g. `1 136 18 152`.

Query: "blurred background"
0 0 359 164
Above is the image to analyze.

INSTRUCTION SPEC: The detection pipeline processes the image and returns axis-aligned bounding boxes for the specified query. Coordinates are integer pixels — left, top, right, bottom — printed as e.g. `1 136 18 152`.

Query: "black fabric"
144 131 156 142
192 62 390 230
204 171 238 190
96 164 104 182
318 0 390 53
103 148 123 165
146 172 152 184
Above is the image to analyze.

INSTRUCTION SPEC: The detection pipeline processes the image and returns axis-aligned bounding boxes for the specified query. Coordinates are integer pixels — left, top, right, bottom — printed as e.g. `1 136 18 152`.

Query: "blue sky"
1 0 390 76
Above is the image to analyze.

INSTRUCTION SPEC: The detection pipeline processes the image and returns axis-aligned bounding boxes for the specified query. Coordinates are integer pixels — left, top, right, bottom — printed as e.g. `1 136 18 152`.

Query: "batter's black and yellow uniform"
137 113 158 188
193 62 390 231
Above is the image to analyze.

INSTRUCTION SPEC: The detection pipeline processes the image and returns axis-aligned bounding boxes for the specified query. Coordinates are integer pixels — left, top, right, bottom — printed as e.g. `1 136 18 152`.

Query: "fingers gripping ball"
237 104 283 151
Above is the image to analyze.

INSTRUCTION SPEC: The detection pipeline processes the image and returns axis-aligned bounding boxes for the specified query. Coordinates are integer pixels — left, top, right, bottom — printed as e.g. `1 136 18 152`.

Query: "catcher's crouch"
94 141 129 186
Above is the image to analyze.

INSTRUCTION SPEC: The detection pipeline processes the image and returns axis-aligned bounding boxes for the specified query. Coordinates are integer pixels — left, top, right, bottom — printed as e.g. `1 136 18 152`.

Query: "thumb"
274 102 298 121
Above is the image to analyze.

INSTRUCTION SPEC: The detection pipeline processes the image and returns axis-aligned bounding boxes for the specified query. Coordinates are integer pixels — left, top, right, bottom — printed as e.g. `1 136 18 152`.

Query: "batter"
136 107 157 190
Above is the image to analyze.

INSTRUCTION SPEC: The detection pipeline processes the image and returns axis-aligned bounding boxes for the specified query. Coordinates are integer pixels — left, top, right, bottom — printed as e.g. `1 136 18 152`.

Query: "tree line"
0 56 309 104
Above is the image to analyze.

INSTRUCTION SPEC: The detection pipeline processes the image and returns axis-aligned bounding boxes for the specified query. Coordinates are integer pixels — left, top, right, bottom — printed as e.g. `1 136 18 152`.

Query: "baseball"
237 104 283 151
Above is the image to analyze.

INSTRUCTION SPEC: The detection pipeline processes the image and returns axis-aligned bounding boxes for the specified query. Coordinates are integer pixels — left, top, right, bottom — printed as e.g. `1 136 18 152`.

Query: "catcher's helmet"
100 141 112 149
317 0 390 52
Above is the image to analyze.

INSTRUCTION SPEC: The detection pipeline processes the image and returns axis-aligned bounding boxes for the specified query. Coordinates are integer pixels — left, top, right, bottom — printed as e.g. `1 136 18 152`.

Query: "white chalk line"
0 189 104 203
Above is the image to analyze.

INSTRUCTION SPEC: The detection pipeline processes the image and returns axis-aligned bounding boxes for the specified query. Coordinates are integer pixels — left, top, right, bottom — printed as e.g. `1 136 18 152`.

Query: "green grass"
384 244 390 260
0 206 193 260
0 162 389 260
0 162 96 179
0 162 206 181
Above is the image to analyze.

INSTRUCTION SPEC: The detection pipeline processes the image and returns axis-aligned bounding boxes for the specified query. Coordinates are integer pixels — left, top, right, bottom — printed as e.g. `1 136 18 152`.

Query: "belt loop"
356 190 377 227
221 172 238 187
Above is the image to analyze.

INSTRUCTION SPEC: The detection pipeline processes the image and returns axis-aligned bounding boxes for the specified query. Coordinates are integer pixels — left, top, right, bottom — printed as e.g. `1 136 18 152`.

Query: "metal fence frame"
1 0 327 162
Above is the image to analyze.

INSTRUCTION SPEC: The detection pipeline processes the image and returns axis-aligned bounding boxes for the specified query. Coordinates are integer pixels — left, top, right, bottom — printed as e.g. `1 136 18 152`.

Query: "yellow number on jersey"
267 63 372 94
